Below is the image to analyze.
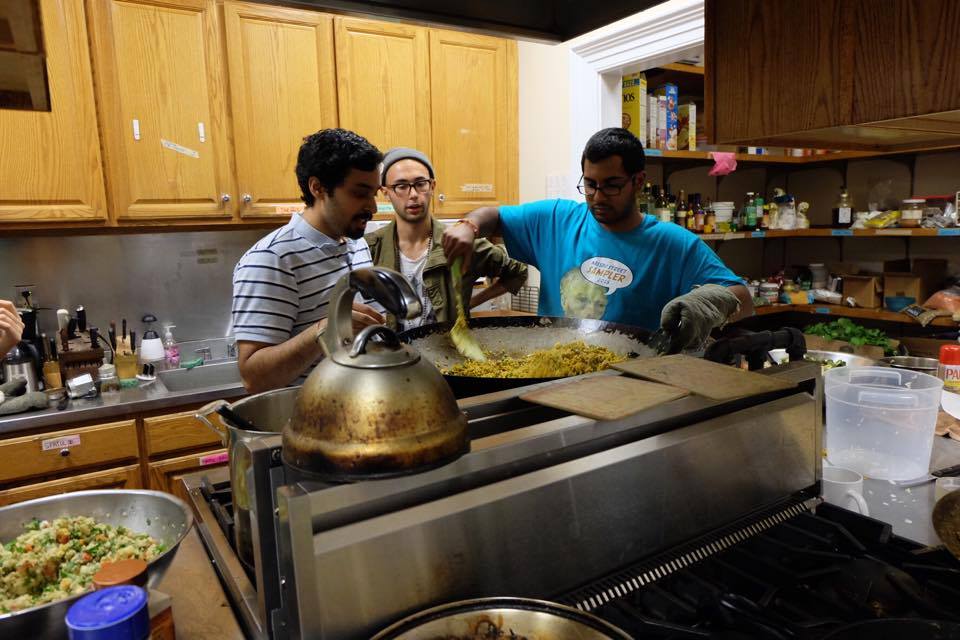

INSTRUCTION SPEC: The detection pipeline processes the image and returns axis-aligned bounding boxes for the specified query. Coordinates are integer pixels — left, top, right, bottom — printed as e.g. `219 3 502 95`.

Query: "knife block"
60 333 105 382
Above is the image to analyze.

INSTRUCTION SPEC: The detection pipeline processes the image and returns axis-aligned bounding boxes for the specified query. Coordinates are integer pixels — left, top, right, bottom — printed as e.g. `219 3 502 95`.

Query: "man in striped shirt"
232 129 386 392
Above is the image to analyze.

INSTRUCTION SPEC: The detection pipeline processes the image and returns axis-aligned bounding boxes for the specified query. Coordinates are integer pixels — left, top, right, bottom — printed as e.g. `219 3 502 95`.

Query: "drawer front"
148 448 228 503
0 420 139 485
0 465 143 507
144 410 225 457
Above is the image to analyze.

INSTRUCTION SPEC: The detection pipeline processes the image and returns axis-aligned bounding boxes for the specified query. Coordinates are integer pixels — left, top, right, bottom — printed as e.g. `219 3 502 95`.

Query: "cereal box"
647 95 659 149
678 103 696 151
656 95 668 150
621 72 646 142
655 84 678 150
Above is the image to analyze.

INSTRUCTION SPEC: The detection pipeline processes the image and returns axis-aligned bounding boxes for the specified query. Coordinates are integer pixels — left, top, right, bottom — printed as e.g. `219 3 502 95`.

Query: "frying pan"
398 316 654 398
932 489 960 561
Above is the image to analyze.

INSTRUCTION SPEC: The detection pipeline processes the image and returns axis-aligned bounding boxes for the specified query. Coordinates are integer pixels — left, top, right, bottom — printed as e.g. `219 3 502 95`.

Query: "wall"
1 229 269 342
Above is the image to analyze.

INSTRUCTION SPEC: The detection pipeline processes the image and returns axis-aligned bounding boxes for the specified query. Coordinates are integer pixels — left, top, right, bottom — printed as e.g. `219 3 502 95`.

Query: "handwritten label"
274 205 303 216
751 231 766 238
42 434 81 452
938 228 960 236
376 203 395 213
199 452 228 466
459 183 493 193
160 139 200 158
815 307 832 314
831 229 854 236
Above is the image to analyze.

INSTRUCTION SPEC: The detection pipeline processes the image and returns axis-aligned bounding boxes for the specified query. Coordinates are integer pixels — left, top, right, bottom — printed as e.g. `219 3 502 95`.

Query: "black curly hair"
296 129 383 206
581 127 646 175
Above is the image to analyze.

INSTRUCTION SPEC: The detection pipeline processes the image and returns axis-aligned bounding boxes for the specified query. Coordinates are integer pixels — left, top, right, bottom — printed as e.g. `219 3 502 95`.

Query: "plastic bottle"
163 325 180 368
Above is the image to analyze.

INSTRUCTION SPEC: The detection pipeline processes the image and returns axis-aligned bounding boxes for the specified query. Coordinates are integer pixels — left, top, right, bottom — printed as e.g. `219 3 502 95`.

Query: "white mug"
822 466 870 515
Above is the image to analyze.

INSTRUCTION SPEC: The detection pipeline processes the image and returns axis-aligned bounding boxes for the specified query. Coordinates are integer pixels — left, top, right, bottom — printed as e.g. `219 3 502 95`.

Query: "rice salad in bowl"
0 516 163 613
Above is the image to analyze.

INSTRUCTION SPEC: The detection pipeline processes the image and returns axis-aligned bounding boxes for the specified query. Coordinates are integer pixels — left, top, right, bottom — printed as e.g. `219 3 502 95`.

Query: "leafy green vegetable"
804 318 894 355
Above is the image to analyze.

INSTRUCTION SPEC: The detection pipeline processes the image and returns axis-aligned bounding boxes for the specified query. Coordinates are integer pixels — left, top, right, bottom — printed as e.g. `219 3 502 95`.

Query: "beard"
588 200 633 226
345 210 373 239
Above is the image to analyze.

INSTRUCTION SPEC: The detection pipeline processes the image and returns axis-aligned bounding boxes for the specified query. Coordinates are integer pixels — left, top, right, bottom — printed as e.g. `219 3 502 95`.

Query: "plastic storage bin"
825 366 943 481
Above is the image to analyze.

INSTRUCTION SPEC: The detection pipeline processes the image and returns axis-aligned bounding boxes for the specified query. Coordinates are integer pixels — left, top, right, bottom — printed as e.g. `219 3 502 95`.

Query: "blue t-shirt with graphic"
499 199 742 331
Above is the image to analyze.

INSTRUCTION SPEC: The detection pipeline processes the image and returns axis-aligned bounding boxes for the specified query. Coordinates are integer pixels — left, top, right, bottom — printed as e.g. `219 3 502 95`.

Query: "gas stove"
182 360 960 639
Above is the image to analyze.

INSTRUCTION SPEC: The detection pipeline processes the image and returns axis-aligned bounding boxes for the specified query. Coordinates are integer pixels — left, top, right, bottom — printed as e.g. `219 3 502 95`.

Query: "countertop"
0 374 246 436
156 528 245 639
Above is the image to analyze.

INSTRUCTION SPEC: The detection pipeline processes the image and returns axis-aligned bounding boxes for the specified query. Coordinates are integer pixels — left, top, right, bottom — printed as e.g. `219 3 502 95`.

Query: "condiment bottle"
832 188 853 227
941 344 960 395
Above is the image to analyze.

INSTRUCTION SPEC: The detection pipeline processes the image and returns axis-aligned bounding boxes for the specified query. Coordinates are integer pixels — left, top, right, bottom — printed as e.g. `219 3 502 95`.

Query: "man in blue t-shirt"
442 128 754 350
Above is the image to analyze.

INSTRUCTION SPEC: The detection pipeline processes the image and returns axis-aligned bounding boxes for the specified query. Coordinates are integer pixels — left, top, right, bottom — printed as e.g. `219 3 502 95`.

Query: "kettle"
282 267 468 481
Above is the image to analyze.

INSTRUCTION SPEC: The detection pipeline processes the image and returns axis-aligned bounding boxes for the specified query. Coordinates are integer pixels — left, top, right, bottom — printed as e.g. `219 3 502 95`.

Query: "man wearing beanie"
366 147 528 331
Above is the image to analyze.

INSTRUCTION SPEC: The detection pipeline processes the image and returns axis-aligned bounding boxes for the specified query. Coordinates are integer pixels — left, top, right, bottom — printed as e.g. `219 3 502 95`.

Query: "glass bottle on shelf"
675 189 688 227
637 181 651 214
653 186 671 223
755 192 765 230
742 192 757 231
691 193 705 233
645 181 655 216
832 187 853 227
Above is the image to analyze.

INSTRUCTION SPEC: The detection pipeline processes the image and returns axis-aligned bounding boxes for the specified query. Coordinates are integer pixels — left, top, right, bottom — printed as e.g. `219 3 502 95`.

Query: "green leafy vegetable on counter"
804 318 895 355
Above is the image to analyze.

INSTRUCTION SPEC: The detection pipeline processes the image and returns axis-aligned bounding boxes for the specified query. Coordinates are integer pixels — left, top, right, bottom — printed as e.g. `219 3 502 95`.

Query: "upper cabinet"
0 0 107 224
706 0 960 151
87 0 233 220
223 1 337 218
429 29 518 215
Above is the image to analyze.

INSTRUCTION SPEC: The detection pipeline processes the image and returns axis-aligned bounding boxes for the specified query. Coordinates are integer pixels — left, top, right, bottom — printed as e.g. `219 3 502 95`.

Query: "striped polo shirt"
231 214 381 381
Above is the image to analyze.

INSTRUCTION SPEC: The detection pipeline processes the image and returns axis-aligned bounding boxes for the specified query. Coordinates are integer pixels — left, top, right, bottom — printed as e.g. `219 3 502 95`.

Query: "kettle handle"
349 325 401 357
325 267 422 356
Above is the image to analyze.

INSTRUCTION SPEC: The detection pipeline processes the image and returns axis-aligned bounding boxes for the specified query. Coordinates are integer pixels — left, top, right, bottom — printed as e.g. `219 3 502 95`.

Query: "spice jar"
760 282 780 304
900 198 925 228
98 363 120 393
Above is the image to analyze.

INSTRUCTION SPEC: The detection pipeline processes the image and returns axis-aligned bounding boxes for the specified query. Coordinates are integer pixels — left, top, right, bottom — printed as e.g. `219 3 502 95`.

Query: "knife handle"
76 306 86 332
932 463 960 478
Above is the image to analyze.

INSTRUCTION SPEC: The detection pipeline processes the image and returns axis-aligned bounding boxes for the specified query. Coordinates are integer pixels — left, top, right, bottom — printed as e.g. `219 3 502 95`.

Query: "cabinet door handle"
438 193 446 202
242 194 252 204
198 122 206 143
59 448 70 457
221 194 231 203
132 119 141 141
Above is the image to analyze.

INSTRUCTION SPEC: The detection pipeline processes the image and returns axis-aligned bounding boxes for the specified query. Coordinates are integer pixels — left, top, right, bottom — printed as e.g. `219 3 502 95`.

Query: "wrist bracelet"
454 218 480 236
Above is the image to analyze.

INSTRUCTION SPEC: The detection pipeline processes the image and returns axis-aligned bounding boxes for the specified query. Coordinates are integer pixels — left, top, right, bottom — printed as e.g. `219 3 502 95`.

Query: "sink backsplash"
1 228 268 342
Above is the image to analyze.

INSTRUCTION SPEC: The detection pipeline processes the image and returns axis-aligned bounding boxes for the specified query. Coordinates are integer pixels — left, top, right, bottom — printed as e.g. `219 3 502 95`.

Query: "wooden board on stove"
520 375 689 421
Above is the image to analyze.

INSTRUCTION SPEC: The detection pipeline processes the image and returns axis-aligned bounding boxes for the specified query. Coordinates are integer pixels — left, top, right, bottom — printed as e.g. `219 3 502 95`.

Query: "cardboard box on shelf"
656 95 667 149
655 84 678 150
678 103 696 150
882 259 948 309
842 275 882 309
622 72 646 142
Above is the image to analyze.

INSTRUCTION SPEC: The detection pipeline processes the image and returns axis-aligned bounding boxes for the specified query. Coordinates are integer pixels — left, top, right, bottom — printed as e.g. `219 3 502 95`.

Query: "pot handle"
349 325 401 357
196 399 229 444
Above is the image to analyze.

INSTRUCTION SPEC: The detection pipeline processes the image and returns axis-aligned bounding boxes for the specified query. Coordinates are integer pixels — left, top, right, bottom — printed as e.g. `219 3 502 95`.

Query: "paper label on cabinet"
160 139 200 159
460 183 493 193
199 452 228 466
274 205 302 216
42 434 81 452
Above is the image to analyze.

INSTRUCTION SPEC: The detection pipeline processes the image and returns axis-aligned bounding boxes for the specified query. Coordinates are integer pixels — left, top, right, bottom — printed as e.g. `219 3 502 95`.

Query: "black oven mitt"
660 284 742 352
0 391 47 415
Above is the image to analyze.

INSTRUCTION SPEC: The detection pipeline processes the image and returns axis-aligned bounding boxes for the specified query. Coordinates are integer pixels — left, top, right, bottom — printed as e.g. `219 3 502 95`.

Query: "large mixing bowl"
0 490 193 639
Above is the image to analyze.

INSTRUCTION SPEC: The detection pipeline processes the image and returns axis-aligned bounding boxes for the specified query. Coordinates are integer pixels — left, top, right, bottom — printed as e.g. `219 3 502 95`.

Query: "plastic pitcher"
825 366 943 480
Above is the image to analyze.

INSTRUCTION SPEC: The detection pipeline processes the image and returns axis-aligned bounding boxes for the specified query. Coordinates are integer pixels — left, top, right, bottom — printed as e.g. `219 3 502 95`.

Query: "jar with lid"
900 198 925 228
98 363 120 393
759 282 780 304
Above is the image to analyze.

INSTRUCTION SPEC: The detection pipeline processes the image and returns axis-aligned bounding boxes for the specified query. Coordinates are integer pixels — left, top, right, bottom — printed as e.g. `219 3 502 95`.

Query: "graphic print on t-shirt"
560 257 635 320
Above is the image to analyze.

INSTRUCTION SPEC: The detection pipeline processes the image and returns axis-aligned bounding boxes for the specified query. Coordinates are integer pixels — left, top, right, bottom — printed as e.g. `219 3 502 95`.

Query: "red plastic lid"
941 344 960 365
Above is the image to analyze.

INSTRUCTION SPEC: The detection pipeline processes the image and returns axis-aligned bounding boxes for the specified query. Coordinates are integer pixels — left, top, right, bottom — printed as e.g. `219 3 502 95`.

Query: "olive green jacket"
365 219 528 330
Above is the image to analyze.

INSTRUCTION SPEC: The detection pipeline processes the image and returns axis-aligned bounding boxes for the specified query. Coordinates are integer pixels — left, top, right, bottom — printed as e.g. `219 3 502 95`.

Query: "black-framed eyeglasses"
386 179 434 196
576 174 636 197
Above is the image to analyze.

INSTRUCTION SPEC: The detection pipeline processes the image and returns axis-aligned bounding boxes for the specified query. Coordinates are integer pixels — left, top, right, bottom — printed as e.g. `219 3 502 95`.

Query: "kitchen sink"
157 360 243 392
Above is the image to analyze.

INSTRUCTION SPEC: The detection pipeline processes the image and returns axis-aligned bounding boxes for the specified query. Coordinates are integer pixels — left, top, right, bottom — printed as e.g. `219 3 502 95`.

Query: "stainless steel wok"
0 489 193 639
398 316 654 398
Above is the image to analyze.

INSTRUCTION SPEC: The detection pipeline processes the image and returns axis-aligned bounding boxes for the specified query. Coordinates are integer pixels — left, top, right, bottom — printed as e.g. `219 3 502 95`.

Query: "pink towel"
708 152 738 176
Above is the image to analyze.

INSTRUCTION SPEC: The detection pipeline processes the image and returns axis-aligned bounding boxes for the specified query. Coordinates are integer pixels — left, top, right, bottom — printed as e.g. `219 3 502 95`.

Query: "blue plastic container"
65 585 149 640
884 295 916 312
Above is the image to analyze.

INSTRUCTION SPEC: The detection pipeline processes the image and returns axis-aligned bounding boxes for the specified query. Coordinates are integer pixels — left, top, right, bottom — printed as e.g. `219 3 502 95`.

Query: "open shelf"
754 303 957 327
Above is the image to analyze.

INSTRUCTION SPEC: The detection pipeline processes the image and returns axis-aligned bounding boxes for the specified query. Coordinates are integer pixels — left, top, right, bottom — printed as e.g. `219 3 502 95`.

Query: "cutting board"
520 375 689 421
612 354 796 401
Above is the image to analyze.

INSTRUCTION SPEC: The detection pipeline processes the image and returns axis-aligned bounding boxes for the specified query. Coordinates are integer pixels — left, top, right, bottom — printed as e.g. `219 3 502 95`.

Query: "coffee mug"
822 466 869 515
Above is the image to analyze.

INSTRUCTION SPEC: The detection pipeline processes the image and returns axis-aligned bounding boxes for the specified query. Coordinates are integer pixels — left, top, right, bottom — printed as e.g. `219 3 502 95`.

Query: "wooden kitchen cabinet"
142 409 224 458
0 419 139 486
148 448 227 503
705 0 960 151
0 0 108 224
334 16 432 156
0 465 143 507
87 0 234 221
428 29 518 215
223 2 337 218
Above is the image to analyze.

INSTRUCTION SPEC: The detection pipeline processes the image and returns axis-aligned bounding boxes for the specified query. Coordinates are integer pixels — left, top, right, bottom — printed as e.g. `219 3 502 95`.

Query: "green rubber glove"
660 284 741 351
0 391 47 416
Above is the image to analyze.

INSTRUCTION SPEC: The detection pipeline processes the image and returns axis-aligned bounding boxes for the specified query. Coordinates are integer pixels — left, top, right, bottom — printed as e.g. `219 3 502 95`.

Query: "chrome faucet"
226 339 237 359
195 346 212 363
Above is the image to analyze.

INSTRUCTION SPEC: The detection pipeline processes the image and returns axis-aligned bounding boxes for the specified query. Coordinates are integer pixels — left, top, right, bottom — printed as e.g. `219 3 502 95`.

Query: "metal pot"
399 316 654 398
196 387 297 570
768 348 877 370
283 267 468 481
371 597 632 640
879 355 940 373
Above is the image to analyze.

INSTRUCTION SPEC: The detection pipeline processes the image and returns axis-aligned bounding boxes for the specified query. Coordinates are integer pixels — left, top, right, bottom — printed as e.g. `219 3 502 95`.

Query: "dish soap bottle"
163 325 180 368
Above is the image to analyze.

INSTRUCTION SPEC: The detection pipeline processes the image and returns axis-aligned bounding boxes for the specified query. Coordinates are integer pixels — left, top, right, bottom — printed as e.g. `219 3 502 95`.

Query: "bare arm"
727 284 755 323
441 207 502 270
0 300 24 358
